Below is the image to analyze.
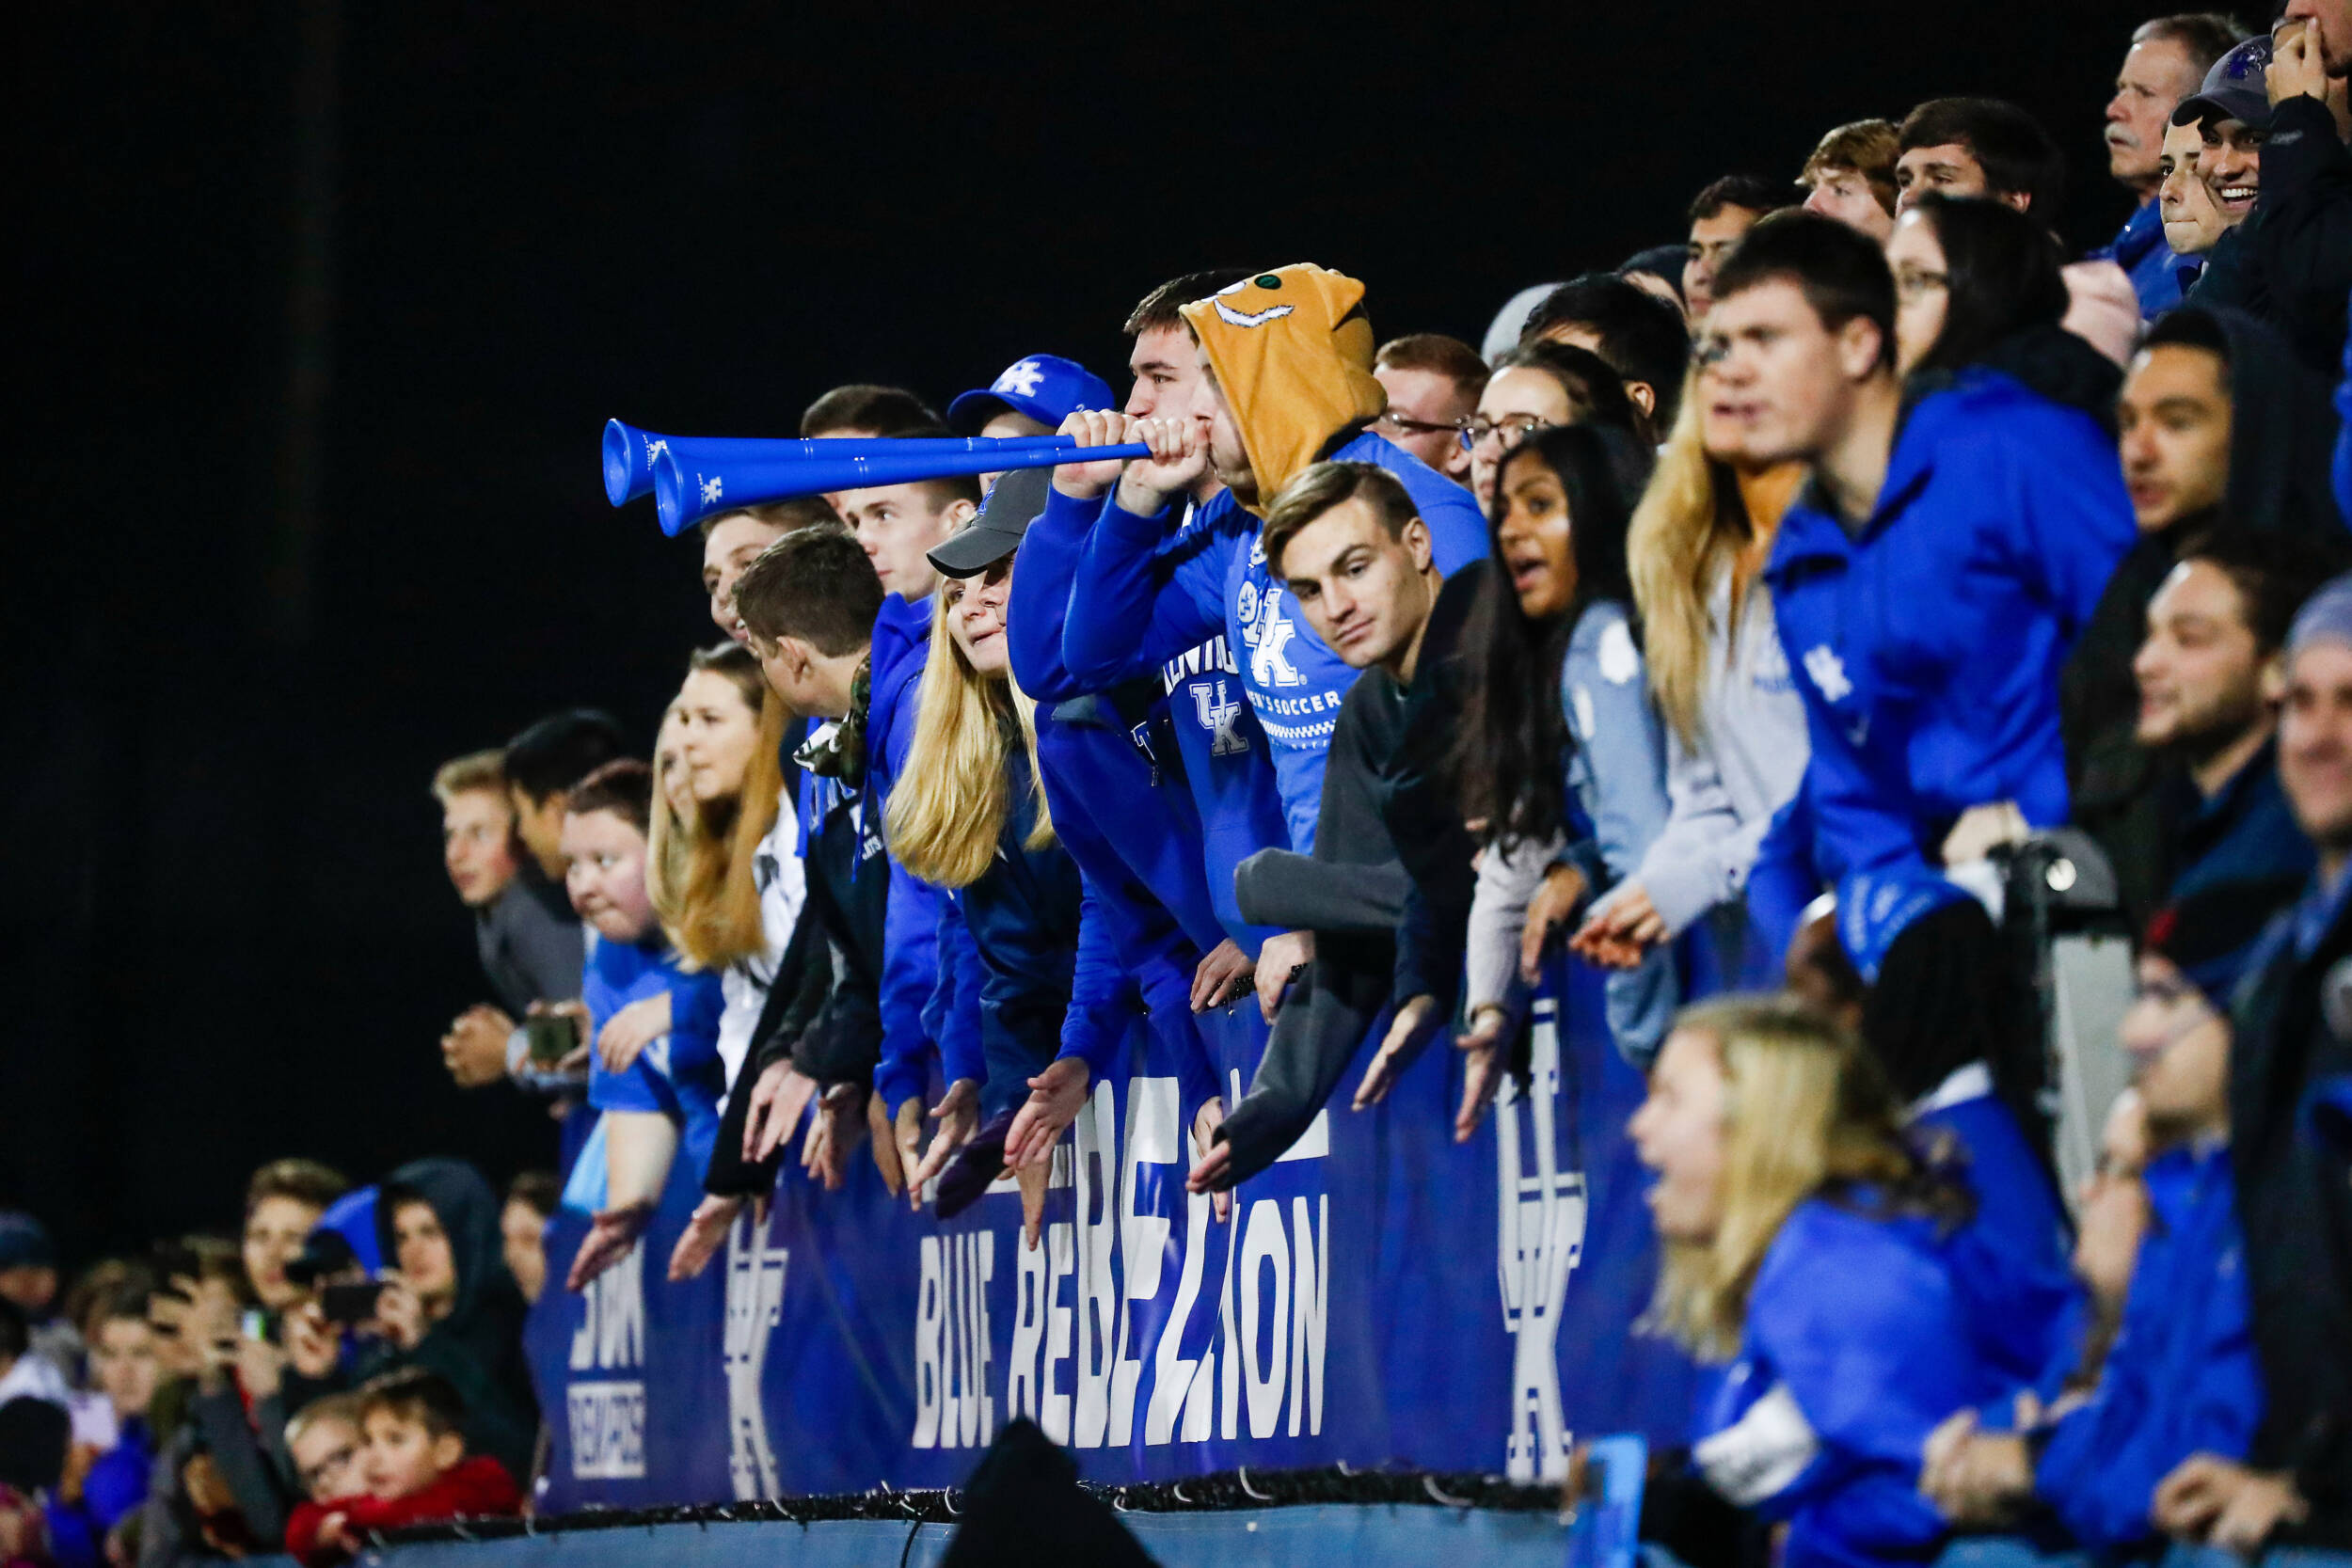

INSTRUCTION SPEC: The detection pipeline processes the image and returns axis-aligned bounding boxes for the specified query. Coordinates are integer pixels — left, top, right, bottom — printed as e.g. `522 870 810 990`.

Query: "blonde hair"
1629 371 1753 749
885 584 1055 889
430 749 506 804
1649 995 1925 1359
647 646 786 970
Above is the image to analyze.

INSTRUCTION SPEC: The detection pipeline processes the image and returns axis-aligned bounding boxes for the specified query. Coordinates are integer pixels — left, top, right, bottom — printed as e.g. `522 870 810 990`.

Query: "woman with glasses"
1461 341 1640 512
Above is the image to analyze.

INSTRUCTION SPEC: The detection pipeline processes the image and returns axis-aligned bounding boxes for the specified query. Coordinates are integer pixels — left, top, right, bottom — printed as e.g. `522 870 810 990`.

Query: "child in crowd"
559 758 726 1290
285 1370 518 1566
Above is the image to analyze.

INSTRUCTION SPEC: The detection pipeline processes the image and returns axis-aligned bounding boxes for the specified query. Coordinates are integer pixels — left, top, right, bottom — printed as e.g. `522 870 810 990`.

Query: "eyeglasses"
1893 265 1949 305
1459 414 1553 452
1379 410 1470 438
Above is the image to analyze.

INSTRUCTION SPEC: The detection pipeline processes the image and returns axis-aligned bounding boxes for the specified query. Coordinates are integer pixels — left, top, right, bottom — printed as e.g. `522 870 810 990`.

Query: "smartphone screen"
524 1012 580 1066
320 1280 385 1325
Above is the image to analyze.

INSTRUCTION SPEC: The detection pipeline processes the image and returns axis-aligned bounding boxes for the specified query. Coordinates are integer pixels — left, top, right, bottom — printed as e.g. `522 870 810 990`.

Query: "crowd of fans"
10 8 2352 1565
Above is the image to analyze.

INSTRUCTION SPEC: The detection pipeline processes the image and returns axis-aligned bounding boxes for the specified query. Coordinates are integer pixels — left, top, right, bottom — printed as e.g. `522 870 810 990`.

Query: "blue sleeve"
1009 486 1106 705
2336 288 2352 528
591 1052 675 1117
670 967 726 1063
1063 494 1231 690
874 682 948 1114
1734 1212 1980 1554
935 895 987 1093
1745 789 1821 972
2006 408 2140 635
1058 882 1140 1080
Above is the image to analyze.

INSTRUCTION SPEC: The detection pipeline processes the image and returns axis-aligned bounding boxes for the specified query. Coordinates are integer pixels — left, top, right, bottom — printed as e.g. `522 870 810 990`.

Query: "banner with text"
527 958 1694 1508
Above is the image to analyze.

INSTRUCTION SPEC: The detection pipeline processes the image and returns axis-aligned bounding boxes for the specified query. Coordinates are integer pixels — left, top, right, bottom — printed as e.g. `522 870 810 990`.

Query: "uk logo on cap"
947 353 1116 435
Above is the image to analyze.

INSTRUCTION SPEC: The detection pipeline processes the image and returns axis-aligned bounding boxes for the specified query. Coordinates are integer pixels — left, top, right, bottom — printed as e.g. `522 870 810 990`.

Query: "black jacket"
2246 94 2352 377
368 1159 539 1483
1212 567 1484 1185
2228 888 2352 1545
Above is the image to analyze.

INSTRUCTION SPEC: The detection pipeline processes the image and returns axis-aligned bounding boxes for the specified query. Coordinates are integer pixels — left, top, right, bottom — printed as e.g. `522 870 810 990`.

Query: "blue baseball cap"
2172 35 2275 133
946 354 1115 436
0 1212 54 1272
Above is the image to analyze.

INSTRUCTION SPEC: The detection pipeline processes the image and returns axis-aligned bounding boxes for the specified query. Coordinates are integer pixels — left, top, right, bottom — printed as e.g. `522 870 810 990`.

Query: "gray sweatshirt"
1624 564 1809 939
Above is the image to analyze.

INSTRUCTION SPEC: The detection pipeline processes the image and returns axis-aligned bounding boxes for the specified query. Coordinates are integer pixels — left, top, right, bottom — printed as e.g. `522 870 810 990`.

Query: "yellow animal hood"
1178 264 1388 515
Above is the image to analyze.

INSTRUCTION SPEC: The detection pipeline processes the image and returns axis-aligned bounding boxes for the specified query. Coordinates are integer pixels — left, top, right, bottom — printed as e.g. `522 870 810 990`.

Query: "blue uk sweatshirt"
1763 369 2137 977
1061 429 1488 850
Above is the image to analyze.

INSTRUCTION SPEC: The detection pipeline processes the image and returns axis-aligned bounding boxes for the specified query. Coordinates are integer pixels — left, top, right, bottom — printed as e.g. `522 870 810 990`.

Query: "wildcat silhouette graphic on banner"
526 958 1692 1506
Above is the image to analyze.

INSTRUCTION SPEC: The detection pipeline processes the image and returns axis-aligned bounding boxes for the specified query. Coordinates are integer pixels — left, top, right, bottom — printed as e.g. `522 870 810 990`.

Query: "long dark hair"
1904 194 2068 379
1456 423 1642 852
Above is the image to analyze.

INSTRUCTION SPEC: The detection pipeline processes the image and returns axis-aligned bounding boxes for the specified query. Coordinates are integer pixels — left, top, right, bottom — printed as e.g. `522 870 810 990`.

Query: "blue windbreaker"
1763 370 2137 976
870 592 978 1117
1915 1079 2080 1390
1061 430 1488 850
2034 1140 2262 1550
1694 1192 2006 1568
583 928 727 1179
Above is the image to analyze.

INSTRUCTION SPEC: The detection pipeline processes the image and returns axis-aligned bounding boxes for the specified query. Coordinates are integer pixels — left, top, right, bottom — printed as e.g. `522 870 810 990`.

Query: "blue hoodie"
1010 483 1272 955
1062 430 1488 849
2034 1139 2262 1551
1763 370 2137 976
1694 1191 2007 1568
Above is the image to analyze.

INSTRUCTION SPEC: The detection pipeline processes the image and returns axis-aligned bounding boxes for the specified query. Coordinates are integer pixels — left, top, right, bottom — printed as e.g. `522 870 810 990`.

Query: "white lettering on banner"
1073 1085 1120 1448
566 1382 646 1480
1240 1200 1290 1437
565 1243 646 1481
723 1214 787 1499
917 1065 1334 1454
914 1233 996 1449
1288 1196 1327 1437
1041 1217 1075 1442
914 1239 945 1448
569 1240 645 1372
1496 999 1589 1482
1115 1076 1178 1443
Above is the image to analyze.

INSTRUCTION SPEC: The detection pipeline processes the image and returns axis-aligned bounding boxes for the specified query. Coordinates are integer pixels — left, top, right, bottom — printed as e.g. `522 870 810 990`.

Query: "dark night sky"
11 0 2177 1258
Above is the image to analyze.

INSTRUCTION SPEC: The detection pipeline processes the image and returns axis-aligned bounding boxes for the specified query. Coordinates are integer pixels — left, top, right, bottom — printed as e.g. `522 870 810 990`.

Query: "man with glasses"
1705 213 2136 979
1372 333 1484 484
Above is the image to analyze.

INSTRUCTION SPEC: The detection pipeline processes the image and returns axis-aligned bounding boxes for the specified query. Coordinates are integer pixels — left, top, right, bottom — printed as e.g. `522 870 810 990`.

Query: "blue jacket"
1695 1191 2006 1568
2092 199 2186 320
45 1418 151 1568
1035 707 1223 1113
1915 1082 2080 1392
584 928 727 1176
1763 370 2137 976
870 592 974 1116
2035 1140 2262 1551
927 745 1089 1123
1024 483 1289 952
1062 430 1488 850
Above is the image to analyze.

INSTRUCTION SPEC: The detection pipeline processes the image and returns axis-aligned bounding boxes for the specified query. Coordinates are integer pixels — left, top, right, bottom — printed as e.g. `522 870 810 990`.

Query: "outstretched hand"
906 1080 981 1201
1454 1007 1512 1143
567 1201 655 1291
668 1195 741 1282
1353 994 1440 1111
1006 1058 1091 1171
1519 864 1588 983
